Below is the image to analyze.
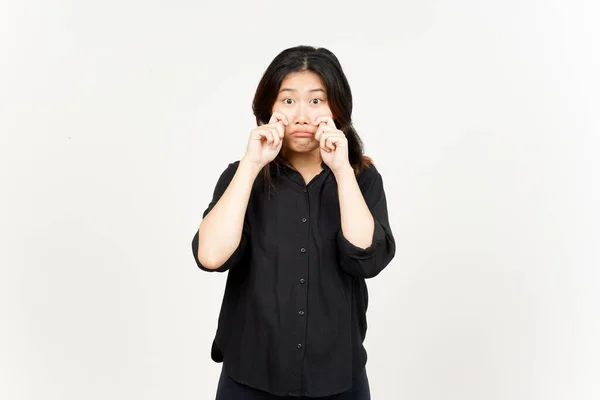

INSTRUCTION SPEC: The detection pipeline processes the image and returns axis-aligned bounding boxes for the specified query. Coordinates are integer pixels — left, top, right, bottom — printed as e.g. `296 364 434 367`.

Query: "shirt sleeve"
191 161 249 273
336 165 396 278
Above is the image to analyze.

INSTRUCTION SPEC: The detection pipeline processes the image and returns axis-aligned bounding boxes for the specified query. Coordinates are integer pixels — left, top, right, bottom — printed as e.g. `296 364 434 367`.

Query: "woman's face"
272 70 333 154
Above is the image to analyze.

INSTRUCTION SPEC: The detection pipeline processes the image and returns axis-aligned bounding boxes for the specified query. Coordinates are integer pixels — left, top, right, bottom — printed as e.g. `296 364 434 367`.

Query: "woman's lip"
291 131 314 137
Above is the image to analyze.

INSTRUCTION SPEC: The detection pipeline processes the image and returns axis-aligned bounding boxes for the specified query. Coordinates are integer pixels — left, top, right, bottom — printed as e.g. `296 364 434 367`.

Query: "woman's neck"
282 149 323 173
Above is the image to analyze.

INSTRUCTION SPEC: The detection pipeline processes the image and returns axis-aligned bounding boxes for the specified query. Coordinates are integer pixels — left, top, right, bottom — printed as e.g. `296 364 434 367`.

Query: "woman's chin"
284 139 319 153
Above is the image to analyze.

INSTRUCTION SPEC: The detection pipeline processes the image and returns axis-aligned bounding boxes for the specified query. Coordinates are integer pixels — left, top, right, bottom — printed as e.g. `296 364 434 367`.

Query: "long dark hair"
252 45 372 195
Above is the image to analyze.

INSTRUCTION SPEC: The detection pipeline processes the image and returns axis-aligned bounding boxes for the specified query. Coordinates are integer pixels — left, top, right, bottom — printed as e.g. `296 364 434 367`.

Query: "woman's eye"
311 99 322 104
284 98 294 105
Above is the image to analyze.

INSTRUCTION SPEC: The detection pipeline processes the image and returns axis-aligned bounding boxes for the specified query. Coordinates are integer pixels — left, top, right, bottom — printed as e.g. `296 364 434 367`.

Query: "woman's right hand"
242 112 288 168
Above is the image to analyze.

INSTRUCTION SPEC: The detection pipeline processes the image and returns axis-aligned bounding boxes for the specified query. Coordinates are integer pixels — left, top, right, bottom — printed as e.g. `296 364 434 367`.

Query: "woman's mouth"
291 131 314 137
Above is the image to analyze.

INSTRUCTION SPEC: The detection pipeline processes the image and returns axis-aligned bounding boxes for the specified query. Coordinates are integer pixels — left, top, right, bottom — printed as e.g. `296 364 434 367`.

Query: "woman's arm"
335 166 376 249
193 158 261 271
334 165 396 278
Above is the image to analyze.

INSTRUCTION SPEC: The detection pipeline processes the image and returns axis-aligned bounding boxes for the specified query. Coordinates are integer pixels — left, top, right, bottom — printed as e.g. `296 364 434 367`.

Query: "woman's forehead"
279 71 325 92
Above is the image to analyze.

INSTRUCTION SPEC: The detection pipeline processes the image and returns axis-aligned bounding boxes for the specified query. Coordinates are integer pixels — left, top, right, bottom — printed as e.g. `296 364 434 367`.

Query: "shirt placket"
289 183 311 394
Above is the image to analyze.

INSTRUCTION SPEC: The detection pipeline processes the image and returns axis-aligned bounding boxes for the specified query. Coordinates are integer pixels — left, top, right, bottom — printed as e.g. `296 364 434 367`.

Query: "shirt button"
301 217 307 223
300 278 305 284
300 247 306 253
299 310 305 316
302 188 307 192
297 343 303 349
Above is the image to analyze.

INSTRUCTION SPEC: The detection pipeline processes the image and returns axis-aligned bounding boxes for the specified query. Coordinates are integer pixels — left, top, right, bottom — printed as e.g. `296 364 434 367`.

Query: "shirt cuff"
336 219 386 260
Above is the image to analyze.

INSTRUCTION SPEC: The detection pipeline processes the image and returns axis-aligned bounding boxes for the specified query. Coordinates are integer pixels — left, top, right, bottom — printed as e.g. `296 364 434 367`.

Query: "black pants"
216 367 371 400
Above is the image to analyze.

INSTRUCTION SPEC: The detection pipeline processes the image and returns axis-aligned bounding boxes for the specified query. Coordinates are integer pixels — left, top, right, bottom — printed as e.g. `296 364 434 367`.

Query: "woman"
192 45 396 399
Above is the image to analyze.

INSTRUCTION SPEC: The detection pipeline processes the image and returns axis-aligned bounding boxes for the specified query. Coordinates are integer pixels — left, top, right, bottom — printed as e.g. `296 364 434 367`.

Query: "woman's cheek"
315 105 333 119
271 105 293 120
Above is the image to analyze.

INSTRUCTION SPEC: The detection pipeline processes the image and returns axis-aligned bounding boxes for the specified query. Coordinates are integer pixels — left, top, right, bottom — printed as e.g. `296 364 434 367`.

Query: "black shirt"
191 159 396 397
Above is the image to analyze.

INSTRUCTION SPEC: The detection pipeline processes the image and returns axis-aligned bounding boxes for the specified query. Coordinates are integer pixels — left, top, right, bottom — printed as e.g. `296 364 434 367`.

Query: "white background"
1 0 599 399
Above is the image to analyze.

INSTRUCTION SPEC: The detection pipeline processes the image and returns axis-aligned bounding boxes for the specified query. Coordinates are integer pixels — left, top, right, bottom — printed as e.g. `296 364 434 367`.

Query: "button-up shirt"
191 159 396 397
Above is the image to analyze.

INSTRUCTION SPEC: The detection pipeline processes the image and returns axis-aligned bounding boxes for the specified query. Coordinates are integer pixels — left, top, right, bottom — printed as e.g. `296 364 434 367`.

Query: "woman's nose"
293 104 311 125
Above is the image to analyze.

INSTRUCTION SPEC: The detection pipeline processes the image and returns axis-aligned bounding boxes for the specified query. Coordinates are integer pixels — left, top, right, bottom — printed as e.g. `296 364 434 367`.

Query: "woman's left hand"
314 116 351 173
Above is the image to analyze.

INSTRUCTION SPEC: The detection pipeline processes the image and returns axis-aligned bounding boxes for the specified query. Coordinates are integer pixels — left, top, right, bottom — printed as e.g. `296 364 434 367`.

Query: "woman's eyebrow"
279 88 326 93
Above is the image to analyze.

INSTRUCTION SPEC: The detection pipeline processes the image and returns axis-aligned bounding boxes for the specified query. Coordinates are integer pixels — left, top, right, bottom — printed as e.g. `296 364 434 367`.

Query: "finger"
256 129 274 146
266 128 277 148
313 116 336 129
326 134 337 152
318 128 333 151
274 121 284 139
252 128 267 141
326 136 335 151
315 122 328 141
320 132 332 153
262 121 284 139
324 132 346 151
317 126 341 142
269 127 281 148
269 112 289 126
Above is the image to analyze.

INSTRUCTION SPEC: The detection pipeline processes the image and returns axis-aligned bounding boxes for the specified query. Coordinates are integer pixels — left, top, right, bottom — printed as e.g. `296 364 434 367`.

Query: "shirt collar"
269 159 330 187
